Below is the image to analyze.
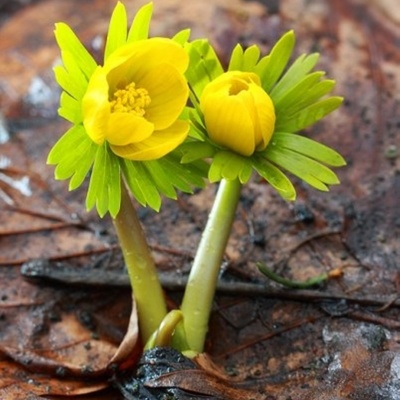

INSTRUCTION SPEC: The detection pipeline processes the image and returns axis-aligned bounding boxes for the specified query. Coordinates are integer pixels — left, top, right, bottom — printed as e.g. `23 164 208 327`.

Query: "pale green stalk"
113 181 167 343
180 178 242 352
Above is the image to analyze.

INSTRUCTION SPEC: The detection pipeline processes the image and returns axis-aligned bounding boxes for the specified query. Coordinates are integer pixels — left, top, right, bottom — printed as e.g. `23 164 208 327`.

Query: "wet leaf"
108 295 141 369
0 356 109 398
115 347 263 400
146 369 262 399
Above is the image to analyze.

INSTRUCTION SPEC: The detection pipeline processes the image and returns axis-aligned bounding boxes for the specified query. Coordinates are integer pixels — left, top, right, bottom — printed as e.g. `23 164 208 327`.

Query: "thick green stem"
180 178 242 352
113 182 167 343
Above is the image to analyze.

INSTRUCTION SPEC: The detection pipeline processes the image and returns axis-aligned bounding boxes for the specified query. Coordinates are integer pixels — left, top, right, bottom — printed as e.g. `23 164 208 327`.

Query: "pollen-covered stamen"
110 82 151 116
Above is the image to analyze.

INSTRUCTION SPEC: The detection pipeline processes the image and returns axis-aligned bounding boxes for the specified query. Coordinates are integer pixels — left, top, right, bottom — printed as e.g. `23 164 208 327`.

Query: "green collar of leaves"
182 32 345 201
49 3 345 217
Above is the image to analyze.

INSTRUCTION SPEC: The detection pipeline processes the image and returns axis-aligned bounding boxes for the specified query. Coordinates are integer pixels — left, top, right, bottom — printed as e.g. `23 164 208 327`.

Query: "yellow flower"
82 38 189 160
200 71 276 157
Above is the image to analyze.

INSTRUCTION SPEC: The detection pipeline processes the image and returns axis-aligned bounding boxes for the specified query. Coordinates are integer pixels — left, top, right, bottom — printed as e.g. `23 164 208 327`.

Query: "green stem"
113 181 167 343
180 178 242 352
257 263 329 289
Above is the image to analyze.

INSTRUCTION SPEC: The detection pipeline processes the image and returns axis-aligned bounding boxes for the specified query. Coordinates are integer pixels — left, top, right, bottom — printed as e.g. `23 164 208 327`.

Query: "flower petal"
110 120 189 160
82 66 110 144
247 83 275 150
202 90 256 156
138 63 188 130
106 113 154 146
105 38 189 91
201 71 260 100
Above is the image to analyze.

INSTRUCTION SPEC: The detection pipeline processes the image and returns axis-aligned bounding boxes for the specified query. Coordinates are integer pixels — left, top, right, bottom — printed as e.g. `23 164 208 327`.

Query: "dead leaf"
0 356 109 398
108 294 141 369
114 347 264 400
0 266 132 397
146 369 264 399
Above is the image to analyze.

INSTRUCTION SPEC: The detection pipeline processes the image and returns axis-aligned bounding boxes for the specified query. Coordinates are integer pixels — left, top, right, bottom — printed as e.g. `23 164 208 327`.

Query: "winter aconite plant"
48 2 206 342
48 2 345 357
179 34 345 352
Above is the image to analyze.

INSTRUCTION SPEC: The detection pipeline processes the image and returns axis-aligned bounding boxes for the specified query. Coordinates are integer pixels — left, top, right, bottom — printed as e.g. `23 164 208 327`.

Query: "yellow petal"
201 71 260 101
105 113 154 146
248 83 275 150
105 38 189 92
82 66 110 144
202 90 256 156
110 120 189 160
139 63 188 130
236 88 261 146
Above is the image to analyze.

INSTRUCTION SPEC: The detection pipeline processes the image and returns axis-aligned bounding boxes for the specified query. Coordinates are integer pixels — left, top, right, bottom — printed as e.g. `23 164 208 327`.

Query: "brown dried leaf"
108 294 141 369
145 368 263 400
0 267 132 397
0 357 108 398
194 352 242 383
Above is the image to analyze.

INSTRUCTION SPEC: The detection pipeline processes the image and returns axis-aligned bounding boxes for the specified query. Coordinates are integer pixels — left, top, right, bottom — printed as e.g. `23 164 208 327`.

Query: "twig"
20 260 400 309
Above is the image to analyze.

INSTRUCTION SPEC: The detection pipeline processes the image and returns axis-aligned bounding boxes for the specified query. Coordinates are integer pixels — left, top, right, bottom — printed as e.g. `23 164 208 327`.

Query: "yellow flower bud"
200 71 276 156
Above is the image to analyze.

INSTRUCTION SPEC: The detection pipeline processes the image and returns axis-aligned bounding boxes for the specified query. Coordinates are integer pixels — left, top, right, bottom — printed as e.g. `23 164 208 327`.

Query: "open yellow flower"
82 38 189 160
200 71 276 157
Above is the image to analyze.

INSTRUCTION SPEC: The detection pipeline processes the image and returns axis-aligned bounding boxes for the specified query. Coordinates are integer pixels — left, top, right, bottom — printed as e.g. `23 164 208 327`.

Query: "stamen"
110 82 151 116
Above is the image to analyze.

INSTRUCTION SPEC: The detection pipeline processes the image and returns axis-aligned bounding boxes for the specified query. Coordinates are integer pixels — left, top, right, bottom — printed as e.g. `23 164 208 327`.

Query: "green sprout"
48 1 206 343
48 1 345 357
179 34 345 352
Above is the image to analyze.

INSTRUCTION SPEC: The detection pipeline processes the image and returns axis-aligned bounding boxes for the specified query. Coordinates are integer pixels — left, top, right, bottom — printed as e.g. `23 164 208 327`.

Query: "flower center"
110 82 151 116
229 78 250 96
